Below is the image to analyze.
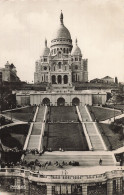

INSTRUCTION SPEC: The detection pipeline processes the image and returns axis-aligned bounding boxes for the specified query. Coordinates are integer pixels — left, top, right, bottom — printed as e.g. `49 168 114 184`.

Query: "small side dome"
72 39 82 56
41 39 50 56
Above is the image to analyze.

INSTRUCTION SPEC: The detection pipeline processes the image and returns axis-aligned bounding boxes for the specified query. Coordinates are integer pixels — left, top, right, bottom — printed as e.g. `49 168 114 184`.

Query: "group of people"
0 158 80 171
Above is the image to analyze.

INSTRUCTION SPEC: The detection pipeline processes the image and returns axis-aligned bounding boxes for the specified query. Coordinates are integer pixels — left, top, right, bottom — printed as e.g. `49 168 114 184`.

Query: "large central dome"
53 25 71 39
52 11 71 40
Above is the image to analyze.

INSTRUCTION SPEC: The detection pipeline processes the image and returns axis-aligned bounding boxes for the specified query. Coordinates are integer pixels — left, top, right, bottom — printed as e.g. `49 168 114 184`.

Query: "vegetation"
105 104 124 111
87 106 121 121
97 123 123 150
0 116 12 126
0 124 29 149
2 106 36 122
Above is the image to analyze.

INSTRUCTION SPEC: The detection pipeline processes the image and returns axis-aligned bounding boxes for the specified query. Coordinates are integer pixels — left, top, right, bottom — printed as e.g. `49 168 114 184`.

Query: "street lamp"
10 105 13 121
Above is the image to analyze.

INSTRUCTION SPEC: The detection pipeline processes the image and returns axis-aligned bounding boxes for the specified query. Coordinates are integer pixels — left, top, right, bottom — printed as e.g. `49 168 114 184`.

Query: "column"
67 184 72 194
61 184 66 194
82 184 87 195
107 180 113 195
56 75 58 84
116 178 122 194
16 177 21 194
56 184 61 194
47 184 52 195
62 75 64 84
24 178 29 195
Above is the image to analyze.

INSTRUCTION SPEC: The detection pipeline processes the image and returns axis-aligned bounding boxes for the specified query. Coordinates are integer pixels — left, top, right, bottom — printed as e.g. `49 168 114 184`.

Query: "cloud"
0 0 123 82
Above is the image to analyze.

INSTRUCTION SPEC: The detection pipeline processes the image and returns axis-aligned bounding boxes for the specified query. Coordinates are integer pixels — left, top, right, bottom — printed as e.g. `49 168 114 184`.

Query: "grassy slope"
97 123 123 150
88 106 121 121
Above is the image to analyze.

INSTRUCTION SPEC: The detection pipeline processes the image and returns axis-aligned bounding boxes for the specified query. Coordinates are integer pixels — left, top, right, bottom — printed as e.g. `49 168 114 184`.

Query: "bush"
109 123 122 134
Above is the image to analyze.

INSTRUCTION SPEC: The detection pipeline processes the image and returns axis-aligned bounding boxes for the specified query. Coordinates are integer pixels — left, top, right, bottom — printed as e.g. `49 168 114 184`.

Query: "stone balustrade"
0 167 123 183
0 167 123 195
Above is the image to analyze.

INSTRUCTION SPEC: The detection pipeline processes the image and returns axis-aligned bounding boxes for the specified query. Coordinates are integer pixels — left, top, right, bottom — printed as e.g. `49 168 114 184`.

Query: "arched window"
52 75 56 84
58 62 61 69
64 75 68 84
63 48 65 53
75 65 78 70
54 49 56 54
58 75 62 84
58 51 61 58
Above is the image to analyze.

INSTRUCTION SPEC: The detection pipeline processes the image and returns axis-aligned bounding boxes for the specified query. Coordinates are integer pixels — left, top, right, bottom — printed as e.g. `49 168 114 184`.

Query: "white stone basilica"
15 12 107 106
34 11 88 85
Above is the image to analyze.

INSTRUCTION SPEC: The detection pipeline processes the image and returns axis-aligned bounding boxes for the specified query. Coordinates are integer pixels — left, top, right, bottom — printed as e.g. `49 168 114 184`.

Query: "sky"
0 0 124 82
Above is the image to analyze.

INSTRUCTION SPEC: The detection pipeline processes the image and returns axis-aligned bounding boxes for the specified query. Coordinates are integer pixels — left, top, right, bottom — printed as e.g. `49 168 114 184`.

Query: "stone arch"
52 75 56 84
57 97 65 106
58 75 62 84
42 98 50 106
64 75 68 84
72 97 80 106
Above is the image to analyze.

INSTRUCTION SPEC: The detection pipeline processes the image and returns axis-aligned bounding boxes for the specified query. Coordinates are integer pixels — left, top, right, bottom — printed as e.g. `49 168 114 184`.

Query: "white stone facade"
34 12 88 84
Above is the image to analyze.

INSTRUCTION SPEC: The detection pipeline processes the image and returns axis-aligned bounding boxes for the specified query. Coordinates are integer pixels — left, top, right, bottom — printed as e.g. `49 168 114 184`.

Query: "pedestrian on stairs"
99 158 102 165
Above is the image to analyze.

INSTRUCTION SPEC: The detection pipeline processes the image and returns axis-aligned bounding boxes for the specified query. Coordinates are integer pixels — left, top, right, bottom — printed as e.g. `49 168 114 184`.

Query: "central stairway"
24 106 117 167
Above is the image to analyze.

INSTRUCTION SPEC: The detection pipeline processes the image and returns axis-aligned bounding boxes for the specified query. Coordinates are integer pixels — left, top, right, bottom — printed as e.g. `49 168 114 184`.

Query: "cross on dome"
45 39 47 47
75 38 78 45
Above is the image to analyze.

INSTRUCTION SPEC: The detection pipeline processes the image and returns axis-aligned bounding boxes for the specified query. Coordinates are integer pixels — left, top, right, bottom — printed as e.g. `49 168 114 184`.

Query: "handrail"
33 106 39 122
38 106 48 151
22 106 39 158
85 105 93 121
76 106 93 151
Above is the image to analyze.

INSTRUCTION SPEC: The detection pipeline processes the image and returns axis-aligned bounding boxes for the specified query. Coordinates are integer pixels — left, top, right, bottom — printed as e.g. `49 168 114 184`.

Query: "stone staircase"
79 106 91 122
35 106 45 122
26 106 46 150
84 123 105 150
27 135 40 149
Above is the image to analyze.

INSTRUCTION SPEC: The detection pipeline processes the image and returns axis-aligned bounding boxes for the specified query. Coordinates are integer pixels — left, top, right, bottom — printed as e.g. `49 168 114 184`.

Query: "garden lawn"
2 106 36 122
88 106 121 121
97 123 123 150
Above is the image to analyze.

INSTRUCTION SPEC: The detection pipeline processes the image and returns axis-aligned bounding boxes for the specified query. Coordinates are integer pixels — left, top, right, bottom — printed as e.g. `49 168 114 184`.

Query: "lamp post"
113 103 115 123
10 105 13 121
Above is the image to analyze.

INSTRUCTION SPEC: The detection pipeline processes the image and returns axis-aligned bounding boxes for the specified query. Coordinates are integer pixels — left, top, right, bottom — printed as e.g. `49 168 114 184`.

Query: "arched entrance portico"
57 97 65 106
72 97 80 106
42 98 50 106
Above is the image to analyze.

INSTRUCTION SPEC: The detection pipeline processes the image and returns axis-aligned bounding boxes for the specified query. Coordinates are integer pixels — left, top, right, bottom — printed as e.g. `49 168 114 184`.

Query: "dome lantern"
60 10 63 25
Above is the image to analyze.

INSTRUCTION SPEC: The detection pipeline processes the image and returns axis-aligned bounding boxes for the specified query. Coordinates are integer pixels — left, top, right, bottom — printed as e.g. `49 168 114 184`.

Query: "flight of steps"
35 106 45 122
79 106 91 122
24 153 115 166
84 123 105 150
27 106 46 150
27 135 40 149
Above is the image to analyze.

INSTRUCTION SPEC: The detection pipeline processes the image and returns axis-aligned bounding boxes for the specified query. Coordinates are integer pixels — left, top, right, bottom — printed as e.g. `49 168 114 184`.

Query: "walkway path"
25 151 116 166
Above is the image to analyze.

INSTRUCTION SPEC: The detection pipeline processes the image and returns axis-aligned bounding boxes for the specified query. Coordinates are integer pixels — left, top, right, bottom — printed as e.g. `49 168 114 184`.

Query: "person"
99 158 102 165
